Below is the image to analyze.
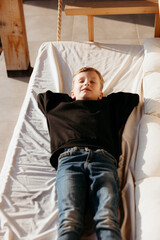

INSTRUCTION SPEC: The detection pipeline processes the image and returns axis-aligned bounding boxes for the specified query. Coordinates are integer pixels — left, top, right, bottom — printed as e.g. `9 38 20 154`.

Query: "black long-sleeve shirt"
37 90 139 169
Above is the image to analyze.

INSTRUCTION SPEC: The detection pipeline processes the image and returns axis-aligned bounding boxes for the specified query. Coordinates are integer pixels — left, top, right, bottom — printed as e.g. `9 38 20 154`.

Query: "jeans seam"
100 150 117 165
84 149 90 169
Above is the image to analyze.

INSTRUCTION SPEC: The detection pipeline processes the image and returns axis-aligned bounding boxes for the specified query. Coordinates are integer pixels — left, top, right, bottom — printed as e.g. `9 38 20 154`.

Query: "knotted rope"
57 0 63 41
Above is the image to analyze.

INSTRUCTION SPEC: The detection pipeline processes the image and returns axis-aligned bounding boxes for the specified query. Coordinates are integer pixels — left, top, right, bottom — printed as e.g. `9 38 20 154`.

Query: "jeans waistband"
61 147 117 166
64 147 97 152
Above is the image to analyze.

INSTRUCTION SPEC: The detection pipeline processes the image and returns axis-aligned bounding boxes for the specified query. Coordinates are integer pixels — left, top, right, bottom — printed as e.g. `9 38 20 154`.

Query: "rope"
57 0 63 41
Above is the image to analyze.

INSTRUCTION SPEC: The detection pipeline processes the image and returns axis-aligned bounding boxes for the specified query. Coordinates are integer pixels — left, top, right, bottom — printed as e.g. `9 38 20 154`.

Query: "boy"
37 67 139 240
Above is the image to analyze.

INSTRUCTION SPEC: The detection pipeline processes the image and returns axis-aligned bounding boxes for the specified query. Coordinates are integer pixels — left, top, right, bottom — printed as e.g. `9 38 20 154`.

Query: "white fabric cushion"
143 38 160 73
136 178 160 240
135 115 160 181
143 72 160 117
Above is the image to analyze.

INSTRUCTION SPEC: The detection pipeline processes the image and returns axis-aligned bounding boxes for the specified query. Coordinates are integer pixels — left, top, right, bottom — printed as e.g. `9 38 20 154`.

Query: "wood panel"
0 0 30 71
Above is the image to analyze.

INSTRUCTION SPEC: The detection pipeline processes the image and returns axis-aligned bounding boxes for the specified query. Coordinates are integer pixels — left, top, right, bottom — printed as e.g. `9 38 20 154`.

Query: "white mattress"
135 38 160 240
0 41 144 240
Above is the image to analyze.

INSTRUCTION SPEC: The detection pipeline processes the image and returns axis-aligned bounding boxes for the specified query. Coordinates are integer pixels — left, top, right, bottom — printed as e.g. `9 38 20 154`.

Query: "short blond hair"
73 67 104 91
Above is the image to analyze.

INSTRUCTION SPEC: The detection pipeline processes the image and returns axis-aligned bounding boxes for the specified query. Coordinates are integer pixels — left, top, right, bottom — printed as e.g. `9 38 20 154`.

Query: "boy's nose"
84 80 90 86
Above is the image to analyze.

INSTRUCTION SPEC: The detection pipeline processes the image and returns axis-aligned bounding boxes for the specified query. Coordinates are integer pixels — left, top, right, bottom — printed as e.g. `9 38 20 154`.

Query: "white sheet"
0 41 144 240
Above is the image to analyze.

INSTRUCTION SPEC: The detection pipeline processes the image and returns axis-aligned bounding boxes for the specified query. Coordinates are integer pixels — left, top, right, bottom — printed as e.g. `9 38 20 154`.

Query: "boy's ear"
70 90 75 99
98 92 103 100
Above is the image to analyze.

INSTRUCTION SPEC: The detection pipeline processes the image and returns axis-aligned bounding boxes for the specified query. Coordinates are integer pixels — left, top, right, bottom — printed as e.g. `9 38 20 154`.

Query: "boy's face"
71 71 103 100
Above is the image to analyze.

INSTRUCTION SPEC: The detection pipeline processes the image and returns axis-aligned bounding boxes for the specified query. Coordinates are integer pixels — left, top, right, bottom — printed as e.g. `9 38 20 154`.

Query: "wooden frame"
65 0 160 41
0 0 30 72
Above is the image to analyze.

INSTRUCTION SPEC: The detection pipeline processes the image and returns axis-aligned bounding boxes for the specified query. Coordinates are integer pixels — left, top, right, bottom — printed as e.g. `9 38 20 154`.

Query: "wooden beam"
65 1 159 16
154 0 160 36
154 13 160 36
0 0 30 71
88 15 94 41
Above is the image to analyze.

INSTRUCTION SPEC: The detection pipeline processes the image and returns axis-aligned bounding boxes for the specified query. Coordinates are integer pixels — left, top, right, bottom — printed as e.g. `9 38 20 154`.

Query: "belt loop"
85 147 89 152
86 148 91 162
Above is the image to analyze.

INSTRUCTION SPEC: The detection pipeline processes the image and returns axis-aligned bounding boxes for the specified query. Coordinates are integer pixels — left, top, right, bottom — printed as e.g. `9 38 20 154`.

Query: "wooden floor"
0 0 156 172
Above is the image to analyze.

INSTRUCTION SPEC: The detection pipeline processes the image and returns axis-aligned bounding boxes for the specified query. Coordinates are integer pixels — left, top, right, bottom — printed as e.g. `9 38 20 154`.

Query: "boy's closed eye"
90 80 95 84
79 78 85 83
80 80 85 84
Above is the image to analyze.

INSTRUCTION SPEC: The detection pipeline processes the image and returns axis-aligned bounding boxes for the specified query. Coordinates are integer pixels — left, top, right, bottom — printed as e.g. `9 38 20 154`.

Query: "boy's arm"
37 93 46 115
37 92 48 116
113 92 139 128
37 90 72 116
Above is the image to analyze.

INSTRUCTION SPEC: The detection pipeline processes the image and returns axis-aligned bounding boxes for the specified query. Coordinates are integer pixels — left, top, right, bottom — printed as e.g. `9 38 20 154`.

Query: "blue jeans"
56 147 122 240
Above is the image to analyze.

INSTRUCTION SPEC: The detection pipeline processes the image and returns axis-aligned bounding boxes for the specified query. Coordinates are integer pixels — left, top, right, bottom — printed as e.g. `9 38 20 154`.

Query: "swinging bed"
0 1 160 240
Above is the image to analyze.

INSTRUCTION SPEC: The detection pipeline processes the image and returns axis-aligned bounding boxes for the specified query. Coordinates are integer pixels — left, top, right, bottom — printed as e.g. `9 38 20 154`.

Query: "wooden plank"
88 15 94 41
0 0 30 71
154 0 160 37
65 1 159 16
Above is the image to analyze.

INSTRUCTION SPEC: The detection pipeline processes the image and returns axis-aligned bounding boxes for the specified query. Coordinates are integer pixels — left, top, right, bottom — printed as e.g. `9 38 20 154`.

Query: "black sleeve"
37 90 72 116
112 92 139 129
37 92 47 116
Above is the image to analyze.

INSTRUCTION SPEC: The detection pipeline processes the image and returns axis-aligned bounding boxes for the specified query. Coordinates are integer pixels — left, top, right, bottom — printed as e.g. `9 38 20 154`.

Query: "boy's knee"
58 210 84 235
58 220 84 239
57 231 80 240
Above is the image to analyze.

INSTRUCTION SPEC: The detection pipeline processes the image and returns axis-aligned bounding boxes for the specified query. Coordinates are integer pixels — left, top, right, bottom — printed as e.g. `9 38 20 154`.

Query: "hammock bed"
0 1 160 239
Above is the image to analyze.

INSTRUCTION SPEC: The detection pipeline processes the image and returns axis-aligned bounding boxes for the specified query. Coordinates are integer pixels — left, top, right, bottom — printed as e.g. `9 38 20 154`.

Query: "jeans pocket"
98 149 117 165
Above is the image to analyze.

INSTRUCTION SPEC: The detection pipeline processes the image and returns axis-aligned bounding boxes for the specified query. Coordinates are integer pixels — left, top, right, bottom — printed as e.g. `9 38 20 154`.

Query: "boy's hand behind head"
71 68 103 100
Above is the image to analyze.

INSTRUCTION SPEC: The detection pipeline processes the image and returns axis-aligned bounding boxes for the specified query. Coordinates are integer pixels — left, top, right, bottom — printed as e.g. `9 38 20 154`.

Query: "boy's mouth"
82 88 91 92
